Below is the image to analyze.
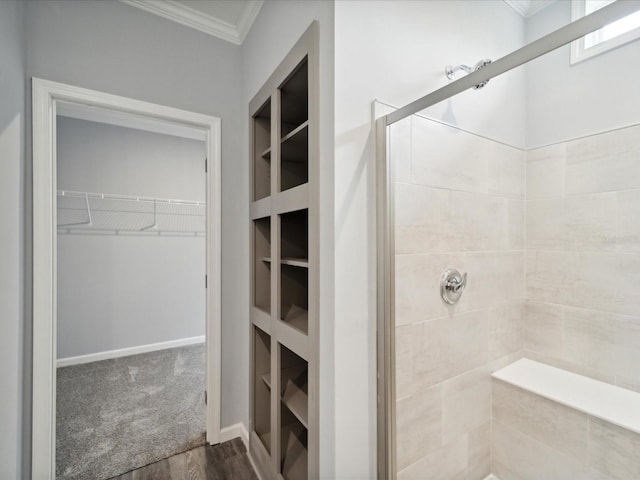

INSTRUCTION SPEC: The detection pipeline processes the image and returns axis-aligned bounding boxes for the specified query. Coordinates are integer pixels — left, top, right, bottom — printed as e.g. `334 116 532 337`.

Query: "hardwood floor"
109 437 258 480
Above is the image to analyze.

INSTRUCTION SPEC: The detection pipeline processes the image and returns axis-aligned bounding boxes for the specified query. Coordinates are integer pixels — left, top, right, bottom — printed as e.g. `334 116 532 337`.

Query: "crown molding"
120 0 263 45
503 0 556 18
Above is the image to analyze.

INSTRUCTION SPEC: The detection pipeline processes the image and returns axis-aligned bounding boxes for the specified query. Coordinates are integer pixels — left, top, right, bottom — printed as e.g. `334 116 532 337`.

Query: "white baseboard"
56 335 206 367
219 422 250 448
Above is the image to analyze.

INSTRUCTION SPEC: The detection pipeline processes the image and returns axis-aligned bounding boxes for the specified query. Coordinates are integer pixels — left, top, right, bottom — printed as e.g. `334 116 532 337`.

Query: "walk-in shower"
376 1 640 479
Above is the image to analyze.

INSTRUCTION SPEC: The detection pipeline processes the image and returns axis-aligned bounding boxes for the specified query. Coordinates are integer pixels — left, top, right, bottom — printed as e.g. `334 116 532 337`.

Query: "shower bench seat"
492 358 640 435
491 358 640 479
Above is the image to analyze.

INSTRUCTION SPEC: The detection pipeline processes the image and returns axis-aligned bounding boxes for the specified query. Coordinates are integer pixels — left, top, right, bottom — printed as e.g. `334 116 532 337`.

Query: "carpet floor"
56 344 206 480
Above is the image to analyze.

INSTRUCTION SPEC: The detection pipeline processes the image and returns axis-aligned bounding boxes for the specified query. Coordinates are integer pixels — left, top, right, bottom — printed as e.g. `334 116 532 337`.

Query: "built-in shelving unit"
249 22 318 480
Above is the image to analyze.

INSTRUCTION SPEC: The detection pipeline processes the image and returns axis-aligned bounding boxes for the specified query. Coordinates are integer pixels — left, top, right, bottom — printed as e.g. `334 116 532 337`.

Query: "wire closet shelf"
56 190 205 236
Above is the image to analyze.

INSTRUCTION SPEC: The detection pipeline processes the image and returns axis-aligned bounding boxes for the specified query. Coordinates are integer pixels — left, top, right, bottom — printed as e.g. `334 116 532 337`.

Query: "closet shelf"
261 365 306 391
262 364 308 429
281 123 308 165
259 432 271 452
281 121 308 144
282 380 308 429
261 257 309 268
261 147 271 159
282 425 307 480
282 305 308 335
57 190 205 235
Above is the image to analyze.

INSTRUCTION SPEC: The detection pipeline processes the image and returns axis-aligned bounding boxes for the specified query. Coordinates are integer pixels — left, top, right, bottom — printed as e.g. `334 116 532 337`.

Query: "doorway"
31 78 221 479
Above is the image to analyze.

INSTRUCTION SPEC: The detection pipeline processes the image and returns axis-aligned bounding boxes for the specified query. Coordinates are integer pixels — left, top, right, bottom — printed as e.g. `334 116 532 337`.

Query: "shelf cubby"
253 99 271 201
253 327 272 454
253 217 271 314
280 267 308 335
281 122 308 192
280 59 308 138
249 22 317 480
281 209 308 261
280 345 308 480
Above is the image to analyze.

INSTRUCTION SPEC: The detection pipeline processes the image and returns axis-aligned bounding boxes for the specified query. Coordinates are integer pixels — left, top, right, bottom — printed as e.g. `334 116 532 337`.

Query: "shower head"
445 58 492 89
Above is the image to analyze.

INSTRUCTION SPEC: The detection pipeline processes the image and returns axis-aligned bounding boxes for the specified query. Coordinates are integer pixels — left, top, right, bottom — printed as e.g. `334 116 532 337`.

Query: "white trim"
571 0 640 64
56 336 205 368
57 102 206 141
119 0 263 45
32 77 222 479
220 422 250 448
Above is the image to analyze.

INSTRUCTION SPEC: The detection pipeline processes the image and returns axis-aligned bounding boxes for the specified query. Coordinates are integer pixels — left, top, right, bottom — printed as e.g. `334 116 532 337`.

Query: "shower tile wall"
392 115 525 479
524 123 640 391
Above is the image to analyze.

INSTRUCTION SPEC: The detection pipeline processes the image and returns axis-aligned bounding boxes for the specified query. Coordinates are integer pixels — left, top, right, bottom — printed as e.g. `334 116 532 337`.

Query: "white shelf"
493 359 640 435
283 380 308 429
281 120 309 144
261 257 309 268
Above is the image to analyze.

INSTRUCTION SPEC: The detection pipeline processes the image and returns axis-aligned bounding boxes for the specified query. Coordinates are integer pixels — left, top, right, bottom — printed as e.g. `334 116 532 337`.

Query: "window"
571 0 640 64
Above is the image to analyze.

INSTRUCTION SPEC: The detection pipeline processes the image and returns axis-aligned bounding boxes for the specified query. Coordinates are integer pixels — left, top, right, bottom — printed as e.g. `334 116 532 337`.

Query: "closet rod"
57 189 205 207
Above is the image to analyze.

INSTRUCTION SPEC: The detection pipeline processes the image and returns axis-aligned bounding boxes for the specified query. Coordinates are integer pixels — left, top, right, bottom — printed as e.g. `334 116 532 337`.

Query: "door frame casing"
31 77 222 479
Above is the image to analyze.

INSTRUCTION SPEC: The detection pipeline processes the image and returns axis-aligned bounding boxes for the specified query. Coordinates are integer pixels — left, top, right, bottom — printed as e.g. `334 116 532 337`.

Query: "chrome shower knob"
440 268 467 305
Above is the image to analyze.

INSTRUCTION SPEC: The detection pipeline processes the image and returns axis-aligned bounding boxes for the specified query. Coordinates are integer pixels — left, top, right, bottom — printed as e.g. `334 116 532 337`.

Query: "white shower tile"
563 307 640 385
526 199 565 250
489 302 524 361
526 194 617 252
441 191 508 252
465 252 524 310
616 190 640 252
524 301 564 358
564 193 617 251
492 421 605 480
492 380 588 460
411 310 488 389
468 422 491 480
525 251 572 306
394 183 445 254
507 199 524 250
566 124 640 195
522 350 616 386
398 435 468 480
442 368 491 444
488 142 525 198
396 383 443 471
396 324 414 400
411 115 488 194
588 417 640 480
526 143 566 200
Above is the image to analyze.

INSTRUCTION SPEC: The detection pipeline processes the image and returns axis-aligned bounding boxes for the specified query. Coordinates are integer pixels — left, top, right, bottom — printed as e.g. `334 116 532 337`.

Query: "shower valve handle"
447 272 467 293
440 269 467 305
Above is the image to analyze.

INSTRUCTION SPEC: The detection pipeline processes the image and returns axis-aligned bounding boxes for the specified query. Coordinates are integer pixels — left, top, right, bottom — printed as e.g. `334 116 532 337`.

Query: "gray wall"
23 0 245 473
0 1 26 478
56 117 205 359
525 1 640 147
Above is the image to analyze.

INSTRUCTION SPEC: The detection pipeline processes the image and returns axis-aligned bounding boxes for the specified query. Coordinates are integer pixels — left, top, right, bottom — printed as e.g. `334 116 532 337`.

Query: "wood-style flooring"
109 437 258 480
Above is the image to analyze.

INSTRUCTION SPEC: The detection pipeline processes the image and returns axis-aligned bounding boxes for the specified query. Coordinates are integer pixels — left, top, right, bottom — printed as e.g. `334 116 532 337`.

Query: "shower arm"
445 64 473 79
445 58 493 89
